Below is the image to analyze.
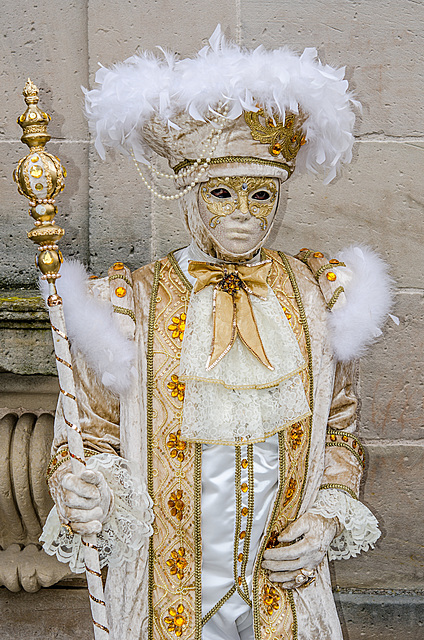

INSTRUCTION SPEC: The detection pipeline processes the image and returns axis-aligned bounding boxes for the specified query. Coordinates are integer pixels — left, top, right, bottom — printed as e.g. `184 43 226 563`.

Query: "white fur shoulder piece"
40 260 135 395
328 246 394 361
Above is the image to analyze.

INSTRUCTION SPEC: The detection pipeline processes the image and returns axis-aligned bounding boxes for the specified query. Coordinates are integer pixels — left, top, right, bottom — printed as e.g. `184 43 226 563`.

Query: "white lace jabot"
175 243 311 445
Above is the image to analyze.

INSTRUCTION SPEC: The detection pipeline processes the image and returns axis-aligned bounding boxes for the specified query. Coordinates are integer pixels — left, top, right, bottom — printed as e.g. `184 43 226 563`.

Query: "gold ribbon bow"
187 260 274 370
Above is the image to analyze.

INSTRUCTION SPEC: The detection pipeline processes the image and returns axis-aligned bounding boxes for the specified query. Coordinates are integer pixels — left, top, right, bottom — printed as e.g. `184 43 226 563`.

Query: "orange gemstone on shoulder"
329 259 339 264
326 272 337 282
115 286 127 297
313 251 324 258
113 262 124 270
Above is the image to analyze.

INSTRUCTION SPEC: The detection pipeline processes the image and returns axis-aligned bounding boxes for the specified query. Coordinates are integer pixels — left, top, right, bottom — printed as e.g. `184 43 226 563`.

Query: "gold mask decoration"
200 176 278 230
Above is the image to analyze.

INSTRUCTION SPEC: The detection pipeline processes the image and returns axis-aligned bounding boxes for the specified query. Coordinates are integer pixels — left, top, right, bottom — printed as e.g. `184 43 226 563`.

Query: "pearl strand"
130 102 229 200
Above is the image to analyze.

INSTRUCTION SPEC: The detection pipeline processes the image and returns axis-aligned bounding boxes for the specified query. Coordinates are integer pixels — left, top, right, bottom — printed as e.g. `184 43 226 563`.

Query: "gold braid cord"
142 252 313 640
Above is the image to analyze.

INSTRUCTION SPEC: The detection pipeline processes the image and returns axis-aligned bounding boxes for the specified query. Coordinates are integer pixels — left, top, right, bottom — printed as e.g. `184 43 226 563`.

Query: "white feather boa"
41 247 392 394
84 25 358 183
40 261 135 395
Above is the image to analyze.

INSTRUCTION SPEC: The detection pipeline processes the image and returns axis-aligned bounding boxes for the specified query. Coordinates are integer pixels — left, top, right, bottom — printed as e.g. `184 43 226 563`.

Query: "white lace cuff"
40 453 154 574
309 488 381 561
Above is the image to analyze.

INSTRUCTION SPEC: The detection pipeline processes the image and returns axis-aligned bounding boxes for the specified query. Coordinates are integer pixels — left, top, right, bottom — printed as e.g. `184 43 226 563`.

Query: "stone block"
332 443 424 590
1 0 88 141
271 140 424 289
335 591 424 640
0 292 55 375
87 1 238 77
360 291 424 441
88 148 153 275
240 0 424 136
0 141 89 289
0 587 94 639
0 374 58 414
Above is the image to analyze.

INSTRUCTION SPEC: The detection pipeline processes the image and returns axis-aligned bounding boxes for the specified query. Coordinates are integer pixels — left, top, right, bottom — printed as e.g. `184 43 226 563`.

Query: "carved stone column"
0 412 72 591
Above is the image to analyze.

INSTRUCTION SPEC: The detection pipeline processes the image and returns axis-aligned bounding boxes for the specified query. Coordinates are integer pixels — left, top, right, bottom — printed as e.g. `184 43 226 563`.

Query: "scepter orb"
13 78 66 304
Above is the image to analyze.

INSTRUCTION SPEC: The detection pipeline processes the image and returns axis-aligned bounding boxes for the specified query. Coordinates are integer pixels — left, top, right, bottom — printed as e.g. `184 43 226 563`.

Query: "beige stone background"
0 1 423 638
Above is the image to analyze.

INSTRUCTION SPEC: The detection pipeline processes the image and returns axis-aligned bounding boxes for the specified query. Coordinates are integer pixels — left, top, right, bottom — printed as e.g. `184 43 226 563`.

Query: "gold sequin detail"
241 482 248 493
166 429 187 462
290 422 304 450
239 531 246 540
168 489 185 521
238 553 244 562
241 458 248 469
241 507 248 516
283 477 297 507
263 584 281 615
168 313 186 341
167 374 186 402
166 547 187 581
164 604 187 636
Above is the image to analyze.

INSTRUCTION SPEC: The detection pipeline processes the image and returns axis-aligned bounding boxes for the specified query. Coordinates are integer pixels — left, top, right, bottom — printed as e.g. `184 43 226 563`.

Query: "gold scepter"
13 79 110 639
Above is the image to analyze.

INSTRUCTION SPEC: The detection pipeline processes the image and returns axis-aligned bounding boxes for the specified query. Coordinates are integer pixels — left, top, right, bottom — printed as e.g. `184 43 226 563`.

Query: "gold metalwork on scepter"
13 79 66 306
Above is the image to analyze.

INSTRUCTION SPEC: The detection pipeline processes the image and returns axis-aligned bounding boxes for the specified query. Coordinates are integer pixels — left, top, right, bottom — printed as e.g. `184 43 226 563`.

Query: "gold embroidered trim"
327 286 345 310
168 250 193 291
147 260 161 640
180 364 308 391
252 431 286 639
172 156 293 177
287 590 298 640
202 585 237 626
326 441 365 469
314 262 346 281
194 443 203 636
46 447 98 481
108 274 133 288
240 444 255 600
319 483 358 500
277 251 314 516
112 305 136 323
59 387 76 401
51 324 68 341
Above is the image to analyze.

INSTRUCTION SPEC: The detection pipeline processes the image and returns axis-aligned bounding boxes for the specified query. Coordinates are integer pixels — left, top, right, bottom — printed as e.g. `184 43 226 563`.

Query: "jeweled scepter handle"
14 79 110 639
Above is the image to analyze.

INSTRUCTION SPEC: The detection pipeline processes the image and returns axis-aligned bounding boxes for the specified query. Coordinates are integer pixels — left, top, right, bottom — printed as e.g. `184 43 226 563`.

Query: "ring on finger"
300 568 315 579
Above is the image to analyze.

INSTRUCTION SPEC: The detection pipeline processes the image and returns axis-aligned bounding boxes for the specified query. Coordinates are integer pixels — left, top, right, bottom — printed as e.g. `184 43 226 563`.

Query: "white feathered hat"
84 25 358 187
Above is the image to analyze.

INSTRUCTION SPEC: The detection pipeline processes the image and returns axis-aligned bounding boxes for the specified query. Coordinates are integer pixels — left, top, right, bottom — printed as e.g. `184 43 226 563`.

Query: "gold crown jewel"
244 108 307 160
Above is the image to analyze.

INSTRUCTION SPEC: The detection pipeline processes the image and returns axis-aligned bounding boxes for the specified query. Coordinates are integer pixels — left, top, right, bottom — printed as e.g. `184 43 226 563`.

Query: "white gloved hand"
261 512 338 587
55 468 113 536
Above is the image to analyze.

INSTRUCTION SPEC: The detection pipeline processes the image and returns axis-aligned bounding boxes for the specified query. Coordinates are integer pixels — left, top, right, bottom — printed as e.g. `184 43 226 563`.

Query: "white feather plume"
40 261 136 395
84 25 358 182
328 246 394 361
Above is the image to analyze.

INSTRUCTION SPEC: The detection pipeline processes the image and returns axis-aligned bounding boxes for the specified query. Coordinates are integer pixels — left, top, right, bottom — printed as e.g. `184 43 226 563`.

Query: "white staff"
14 79 110 639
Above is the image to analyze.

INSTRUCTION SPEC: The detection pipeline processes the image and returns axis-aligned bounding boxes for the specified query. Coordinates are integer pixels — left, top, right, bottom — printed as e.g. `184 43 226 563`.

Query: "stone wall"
1 1 423 638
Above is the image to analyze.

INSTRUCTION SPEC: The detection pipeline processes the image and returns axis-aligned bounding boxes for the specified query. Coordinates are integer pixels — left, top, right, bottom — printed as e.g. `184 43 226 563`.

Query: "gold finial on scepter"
13 79 67 306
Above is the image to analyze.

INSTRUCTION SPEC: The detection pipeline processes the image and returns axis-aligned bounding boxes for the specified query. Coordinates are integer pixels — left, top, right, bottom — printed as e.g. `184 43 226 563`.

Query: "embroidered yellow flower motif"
166 429 187 462
167 374 185 401
168 489 185 521
290 422 304 450
168 313 186 341
263 584 281 615
164 604 187 636
166 547 188 580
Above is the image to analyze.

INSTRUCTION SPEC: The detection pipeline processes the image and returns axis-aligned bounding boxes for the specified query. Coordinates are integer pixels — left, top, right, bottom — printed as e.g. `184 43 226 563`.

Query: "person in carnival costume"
40 26 393 640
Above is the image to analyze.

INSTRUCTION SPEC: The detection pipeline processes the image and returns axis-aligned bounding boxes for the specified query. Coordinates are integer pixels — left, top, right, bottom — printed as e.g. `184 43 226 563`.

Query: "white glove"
55 468 113 536
261 512 338 587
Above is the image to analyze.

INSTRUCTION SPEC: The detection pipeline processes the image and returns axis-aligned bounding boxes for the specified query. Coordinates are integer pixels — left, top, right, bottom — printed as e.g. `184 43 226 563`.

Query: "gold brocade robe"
50 249 364 640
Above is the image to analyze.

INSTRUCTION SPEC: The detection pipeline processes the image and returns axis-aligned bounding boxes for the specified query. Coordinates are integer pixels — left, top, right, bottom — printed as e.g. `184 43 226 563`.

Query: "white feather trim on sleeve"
40 260 136 395
328 246 394 361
